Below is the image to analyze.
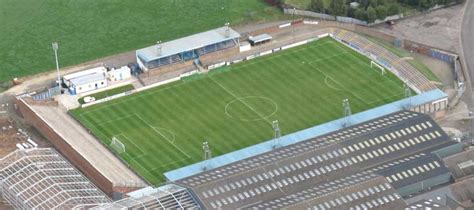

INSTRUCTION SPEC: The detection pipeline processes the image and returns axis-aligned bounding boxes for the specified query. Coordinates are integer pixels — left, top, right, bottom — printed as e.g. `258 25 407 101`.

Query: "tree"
354 8 368 21
387 4 400 15
309 0 325 13
369 0 378 7
347 6 356 17
367 6 377 23
375 5 388 20
330 0 347 16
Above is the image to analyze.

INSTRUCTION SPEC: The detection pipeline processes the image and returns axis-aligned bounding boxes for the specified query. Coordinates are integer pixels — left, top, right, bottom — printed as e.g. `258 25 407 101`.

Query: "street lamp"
52 42 60 87
292 8 296 43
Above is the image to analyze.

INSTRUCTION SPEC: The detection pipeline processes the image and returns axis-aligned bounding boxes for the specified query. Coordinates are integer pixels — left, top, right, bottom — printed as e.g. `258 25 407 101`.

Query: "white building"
63 67 107 95
107 66 131 82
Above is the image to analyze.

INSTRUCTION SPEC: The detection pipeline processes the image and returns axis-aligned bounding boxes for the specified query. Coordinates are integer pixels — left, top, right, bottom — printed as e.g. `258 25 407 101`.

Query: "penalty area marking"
149 157 191 172
224 96 279 122
324 76 343 91
151 127 176 143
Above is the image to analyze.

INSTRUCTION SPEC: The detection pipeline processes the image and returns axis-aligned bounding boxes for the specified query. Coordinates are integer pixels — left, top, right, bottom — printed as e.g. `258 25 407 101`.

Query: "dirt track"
374 4 464 53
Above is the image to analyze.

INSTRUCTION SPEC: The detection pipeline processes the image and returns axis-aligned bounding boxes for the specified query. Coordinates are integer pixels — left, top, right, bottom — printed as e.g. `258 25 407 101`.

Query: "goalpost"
110 136 125 154
370 60 386 75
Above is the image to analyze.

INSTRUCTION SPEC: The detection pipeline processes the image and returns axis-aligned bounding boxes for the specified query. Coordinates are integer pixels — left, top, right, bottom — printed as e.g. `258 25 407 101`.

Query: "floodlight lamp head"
52 42 59 51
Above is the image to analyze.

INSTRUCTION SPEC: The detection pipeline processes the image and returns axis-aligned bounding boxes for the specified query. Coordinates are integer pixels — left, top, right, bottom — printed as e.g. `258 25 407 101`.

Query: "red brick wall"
200 47 240 67
15 98 114 197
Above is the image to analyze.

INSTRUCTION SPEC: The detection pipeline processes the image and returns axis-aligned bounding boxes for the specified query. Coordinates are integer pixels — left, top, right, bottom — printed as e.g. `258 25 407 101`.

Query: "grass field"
0 0 284 83
71 37 408 184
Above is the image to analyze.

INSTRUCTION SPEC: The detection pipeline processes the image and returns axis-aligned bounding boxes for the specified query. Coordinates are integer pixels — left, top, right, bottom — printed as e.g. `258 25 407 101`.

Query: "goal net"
110 137 125 154
370 61 385 75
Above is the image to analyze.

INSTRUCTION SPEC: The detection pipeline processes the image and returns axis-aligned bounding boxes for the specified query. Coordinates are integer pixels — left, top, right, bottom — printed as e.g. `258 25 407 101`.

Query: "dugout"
248 34 272 46
136 26 240 71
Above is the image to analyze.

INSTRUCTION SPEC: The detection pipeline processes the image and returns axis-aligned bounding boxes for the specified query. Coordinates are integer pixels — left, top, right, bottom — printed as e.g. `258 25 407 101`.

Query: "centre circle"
225 96 278 121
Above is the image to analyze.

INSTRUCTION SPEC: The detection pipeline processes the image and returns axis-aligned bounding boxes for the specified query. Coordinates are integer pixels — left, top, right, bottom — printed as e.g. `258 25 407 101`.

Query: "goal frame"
110 136 126 154
370 60 386 75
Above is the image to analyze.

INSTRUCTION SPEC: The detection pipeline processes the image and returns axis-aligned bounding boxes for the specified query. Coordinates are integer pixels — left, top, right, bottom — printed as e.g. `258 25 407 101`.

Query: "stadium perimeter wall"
15 98 115 196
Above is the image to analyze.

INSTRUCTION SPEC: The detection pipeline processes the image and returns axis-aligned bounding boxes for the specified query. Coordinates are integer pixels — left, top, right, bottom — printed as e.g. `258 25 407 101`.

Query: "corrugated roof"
136 26 240 63
69 72 106 86
249 34 272 43
377 154 451 189
63 66 106 81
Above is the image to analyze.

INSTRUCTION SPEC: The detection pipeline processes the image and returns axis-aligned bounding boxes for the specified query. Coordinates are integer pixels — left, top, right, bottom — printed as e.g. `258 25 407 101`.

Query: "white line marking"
308 51 350 65
95 114 136 126
224 96 278 122
308 62 367 103
135 113 191 158
209 77 273 126
116 133 146 155
149 157 190 172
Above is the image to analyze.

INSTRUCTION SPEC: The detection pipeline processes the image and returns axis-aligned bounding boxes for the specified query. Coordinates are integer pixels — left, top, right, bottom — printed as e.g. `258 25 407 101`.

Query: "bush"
309 0 325 13
367 6 377 23
375 5 388 20
387 4 400 15
354 8 368 21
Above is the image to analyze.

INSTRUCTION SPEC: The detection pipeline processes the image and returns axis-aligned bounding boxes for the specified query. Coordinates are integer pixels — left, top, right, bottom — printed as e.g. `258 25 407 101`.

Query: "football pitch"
71 37 408 184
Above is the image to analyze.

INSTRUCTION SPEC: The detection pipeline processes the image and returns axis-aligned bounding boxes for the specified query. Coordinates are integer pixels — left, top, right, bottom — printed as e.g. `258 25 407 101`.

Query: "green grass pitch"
0 0 284 83
71 37 407 184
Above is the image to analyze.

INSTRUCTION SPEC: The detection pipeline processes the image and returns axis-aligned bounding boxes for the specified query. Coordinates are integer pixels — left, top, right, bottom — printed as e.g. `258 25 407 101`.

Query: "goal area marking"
370 60 385 75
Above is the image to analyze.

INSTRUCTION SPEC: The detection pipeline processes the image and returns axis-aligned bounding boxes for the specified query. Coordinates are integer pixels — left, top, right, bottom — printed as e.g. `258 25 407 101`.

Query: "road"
461 0 474 138
461 1 474 104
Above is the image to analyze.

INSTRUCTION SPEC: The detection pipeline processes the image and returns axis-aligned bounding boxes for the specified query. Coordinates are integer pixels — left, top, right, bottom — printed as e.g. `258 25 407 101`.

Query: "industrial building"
136 26 240 71
174 111 459 209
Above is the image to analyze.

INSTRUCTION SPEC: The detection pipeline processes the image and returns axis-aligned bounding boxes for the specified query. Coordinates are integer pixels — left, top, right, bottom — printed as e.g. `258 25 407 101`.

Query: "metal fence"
336 16 368 25
284 8 336 20
31 86 60 100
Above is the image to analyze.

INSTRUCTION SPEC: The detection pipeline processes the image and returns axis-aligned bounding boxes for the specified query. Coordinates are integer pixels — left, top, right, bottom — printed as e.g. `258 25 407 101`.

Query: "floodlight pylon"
404 83 412 110
202 141 212 171
272 120 281 149
343 99 352 127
